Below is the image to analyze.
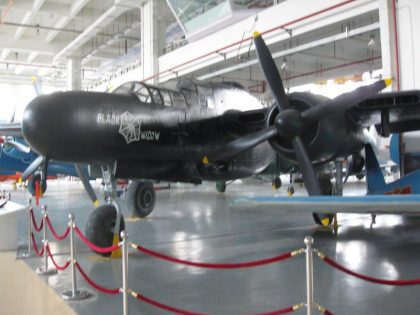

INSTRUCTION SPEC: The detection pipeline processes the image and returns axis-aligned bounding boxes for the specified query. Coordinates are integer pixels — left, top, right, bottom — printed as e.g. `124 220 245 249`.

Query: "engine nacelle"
266 92 365 165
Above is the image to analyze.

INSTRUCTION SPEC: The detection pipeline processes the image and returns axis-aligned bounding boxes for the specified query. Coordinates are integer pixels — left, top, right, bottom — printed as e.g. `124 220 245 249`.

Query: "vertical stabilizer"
365 144 386 194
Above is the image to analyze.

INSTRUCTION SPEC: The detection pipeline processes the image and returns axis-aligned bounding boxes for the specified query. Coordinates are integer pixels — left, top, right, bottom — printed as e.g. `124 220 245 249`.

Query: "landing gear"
127 181 156 218
27 173 47 196
85 163 125 255
287 186 295 196
215 181 226 193
287 172 295 196
312 177 334 226
272 176 281 190
85 205 125 256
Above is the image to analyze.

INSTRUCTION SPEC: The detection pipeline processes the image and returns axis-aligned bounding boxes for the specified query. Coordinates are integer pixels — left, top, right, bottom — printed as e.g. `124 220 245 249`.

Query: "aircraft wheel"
356 173 365 180
216 181 226 193
312 178 334 226
27 174 47 196
127 181 156 218
85 204 125 256
287 186 295 196
272 176 282 190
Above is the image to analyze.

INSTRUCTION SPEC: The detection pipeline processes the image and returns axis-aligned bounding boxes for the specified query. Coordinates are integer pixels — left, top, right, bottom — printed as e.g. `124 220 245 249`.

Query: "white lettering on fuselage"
96 112 160 144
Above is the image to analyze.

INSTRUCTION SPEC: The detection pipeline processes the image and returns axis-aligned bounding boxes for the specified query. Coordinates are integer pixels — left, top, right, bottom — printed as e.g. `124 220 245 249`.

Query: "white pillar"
67 57 82 91
379 0 399 91
140 0 166 84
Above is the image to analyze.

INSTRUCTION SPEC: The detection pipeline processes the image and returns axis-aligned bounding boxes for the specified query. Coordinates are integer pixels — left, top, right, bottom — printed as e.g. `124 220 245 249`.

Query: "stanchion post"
21 199 33 258
36 205 57 275
305 236 314 315
121 230 129 315
62 214 89 300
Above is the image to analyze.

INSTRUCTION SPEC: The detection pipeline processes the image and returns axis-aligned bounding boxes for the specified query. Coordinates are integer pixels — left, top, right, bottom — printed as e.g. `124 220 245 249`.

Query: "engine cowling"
266 92 364 165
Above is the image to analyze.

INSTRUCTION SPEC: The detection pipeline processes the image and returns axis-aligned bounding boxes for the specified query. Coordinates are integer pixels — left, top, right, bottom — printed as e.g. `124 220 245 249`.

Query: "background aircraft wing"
0 122 22 137
230 194 420 215
350 90 420 133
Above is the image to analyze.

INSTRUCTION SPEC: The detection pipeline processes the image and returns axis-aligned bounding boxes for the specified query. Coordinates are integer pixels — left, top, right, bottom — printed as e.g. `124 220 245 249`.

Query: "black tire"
356 173 365 180
27 173 47 196
127 181 156 218
85 204 125 256
216 181 226 193
312 178 334 226
287 186 295 195
272 176 282 190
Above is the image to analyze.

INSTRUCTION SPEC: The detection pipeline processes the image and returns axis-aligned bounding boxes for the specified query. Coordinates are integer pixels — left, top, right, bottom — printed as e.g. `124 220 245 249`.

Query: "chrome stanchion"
305 236 314 315
62 214 89 300
20 199 33 259
121 231 129 315
36 205 57 275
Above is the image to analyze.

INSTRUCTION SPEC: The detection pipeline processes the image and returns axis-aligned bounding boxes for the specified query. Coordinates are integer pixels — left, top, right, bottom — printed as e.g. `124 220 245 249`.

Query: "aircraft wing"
230 195 420 215
351 90 420 133
0 122 23 137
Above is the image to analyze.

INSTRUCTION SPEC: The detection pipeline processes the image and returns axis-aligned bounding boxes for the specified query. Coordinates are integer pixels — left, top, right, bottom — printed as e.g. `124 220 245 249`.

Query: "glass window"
133 83 152 103
170 91 187 109
160 90 173 106
112 82 134 94
149 88 163 105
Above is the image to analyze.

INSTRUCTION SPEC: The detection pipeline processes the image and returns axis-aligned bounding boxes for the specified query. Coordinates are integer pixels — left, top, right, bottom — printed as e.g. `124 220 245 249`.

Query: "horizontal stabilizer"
230 195 420 215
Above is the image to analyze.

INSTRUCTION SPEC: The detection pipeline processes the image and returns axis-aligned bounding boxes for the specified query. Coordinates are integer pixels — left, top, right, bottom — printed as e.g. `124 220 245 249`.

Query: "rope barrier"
45 216 70 241
133 243 303 269
74 226 119 254
315 303 335 315
75 261 120 295
316 250 420 286
30 232 44 257
46 245 71 271
30 208 43 232
130 289 303 315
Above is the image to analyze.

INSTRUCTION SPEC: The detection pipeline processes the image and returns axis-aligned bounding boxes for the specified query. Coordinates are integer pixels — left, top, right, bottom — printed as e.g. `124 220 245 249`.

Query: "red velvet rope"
31 232 44 257
133 291 207 315
30 209 44 232
133 291 297 315
75 261 120 294
46 245 71 271
322 255 420 286
255 306 296 315
74 226 119 254
45 216 70 241
135 244 293 269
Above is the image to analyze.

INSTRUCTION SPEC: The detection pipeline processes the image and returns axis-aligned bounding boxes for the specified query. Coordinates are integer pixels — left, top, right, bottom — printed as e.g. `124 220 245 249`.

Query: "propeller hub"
275 109 304 139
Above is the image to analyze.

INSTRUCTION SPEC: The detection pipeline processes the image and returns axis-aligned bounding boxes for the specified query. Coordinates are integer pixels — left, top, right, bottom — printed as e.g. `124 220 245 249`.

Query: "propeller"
75 164 99 207
20 155 44 181
204 31 391 200
4 139 31 154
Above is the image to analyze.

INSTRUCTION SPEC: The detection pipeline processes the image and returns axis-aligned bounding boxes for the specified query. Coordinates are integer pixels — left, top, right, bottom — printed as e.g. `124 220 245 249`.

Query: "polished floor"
3 176 420 314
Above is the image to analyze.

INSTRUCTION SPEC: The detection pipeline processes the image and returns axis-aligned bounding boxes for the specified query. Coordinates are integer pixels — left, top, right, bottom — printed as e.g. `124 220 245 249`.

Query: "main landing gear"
272 176 282 190
127 181 156 218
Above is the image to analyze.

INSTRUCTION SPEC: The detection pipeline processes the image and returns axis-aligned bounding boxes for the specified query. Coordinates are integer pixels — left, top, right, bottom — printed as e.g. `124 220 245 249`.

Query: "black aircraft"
4 32 420 250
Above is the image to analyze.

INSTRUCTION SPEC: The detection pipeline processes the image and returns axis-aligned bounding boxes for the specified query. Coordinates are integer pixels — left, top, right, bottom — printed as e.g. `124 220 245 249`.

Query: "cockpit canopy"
112 81 188 109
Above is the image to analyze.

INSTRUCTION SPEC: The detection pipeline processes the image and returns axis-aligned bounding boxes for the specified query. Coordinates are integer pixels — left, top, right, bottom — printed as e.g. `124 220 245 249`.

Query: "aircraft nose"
22 94 57 156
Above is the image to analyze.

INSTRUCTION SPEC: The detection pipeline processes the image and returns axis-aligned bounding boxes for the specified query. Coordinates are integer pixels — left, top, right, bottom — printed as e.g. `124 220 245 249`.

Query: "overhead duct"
53 0 139 65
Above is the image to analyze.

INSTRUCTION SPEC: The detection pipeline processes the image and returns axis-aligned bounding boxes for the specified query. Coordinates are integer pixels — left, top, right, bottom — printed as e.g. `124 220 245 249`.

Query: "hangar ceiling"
0 0 382 93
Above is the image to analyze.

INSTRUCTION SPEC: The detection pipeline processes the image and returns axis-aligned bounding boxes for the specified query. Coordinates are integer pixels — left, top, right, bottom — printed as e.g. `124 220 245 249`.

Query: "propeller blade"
75 164 99 207
21 155 44 181
291 137 322 196
302 79 392 123
6 140 31 154
253 32 290 111
205 126 278 162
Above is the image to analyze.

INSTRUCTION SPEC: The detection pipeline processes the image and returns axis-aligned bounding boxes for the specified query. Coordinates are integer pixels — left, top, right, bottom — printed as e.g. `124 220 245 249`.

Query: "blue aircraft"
230 143 420 216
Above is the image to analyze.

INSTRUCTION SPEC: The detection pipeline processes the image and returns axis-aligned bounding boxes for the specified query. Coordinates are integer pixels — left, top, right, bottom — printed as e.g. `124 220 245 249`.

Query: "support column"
379 0 399 91
67 57 82 91
140 0 166 84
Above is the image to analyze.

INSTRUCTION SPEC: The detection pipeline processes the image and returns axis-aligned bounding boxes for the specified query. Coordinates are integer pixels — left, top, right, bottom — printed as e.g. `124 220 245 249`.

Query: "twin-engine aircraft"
3 32 420 250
